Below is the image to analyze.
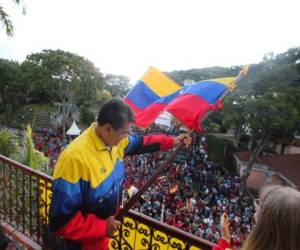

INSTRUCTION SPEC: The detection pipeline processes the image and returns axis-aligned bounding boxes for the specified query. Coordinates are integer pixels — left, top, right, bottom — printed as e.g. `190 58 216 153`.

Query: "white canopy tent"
66 121 81 136
155 111 172 127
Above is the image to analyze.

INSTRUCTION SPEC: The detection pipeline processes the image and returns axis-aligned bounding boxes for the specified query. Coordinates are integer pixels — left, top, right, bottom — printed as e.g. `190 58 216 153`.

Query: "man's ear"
104 123 113 133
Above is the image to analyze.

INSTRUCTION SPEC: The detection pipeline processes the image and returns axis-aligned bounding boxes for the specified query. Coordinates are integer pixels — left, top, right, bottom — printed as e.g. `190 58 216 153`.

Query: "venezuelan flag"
166 77 235 131
124 67 181 127
125 66 236 131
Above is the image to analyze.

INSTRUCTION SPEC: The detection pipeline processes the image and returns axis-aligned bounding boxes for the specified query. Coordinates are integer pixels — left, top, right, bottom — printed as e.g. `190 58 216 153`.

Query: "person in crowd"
242 185 300 250
213 185 300 250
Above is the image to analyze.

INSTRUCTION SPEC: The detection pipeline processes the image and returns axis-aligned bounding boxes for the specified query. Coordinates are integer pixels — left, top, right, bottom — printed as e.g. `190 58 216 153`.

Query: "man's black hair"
96 98 134 130
0 226 11 250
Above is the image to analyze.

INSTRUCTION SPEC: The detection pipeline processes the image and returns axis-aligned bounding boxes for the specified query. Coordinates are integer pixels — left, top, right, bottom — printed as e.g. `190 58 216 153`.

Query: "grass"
19 104 57 114
206 134 237 172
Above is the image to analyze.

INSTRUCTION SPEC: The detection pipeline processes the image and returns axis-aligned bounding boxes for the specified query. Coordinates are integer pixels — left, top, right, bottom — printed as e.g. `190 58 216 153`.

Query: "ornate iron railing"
0 154 57 249
110 211 214 250
0 154 214 250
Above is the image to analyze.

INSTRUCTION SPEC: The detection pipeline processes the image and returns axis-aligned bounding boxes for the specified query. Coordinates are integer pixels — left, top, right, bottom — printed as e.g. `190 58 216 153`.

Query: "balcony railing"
110 211 214 250
0 154 214 250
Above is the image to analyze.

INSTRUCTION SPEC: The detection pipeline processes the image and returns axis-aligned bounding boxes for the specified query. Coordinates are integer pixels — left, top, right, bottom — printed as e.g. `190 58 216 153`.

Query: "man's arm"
124 134 190 155
49 177 107 242
50 210 107 242
212 213 232 250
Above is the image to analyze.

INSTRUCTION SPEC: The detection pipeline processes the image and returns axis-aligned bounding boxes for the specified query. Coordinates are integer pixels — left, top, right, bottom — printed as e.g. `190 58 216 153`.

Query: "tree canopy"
23 49 105 105
21 49 105 141
104 74 130 97
0 58 26 124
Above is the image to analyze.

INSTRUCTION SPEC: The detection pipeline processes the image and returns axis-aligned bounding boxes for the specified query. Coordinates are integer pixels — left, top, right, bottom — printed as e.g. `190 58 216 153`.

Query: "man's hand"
173 134 192 148
220 213 231 244
106 216 121 237
6 243 16 250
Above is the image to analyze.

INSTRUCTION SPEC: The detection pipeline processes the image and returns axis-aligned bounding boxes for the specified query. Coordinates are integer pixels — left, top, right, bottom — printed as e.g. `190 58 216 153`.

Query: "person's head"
95 98 134 146
242 185 300 250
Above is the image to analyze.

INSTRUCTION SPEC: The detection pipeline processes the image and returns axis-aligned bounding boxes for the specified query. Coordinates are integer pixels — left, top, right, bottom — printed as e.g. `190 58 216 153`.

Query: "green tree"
0 129 17 157
23 50 105 143
104 74 130 97
21 60 55 104
80 103 95 125
221 92 251 150
75 61 104 104
96 89 112 103
0 58 27 125
240 91 299 189
168 66 240 84
239 47 300 95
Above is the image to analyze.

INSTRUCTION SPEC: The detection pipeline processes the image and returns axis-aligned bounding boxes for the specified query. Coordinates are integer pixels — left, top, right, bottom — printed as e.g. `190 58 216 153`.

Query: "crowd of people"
32 127 73 168
124 125 255 246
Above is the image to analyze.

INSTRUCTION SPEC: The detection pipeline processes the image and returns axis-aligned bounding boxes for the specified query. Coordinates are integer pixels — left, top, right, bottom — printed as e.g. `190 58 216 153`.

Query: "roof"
262 154 300 188
235 151 264 164
235 151 300 188
246 170 267 190
288 139 300 147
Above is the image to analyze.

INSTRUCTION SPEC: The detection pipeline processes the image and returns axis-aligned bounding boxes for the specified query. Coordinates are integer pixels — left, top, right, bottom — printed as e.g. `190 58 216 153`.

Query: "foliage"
96 89 112 103
0 129 17 157
0 114 5 124
21 60 55 104
23 49 105 105
211 48 300 188
0 0 24 36
16 125 48 170
20 104 56 113
203 117 222 133
168 66 241 84
206 134 236 172
0 58 27 125
215 47 300 151
80 104 95 125
22 49 105 142
246 91 299 144
104 74 130 97
220 92 251 150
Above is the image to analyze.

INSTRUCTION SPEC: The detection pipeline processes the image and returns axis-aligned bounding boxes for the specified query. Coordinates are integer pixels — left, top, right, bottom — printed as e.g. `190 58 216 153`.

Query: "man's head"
96 99 134 146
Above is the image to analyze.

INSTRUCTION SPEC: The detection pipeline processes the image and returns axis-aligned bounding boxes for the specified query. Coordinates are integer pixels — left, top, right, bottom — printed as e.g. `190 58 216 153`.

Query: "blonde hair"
241 185 300 250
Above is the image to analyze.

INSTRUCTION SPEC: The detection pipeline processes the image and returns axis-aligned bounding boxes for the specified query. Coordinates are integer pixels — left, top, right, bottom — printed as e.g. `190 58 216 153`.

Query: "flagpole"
115 142 185 220
116 66 249 220
160 195 166 222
